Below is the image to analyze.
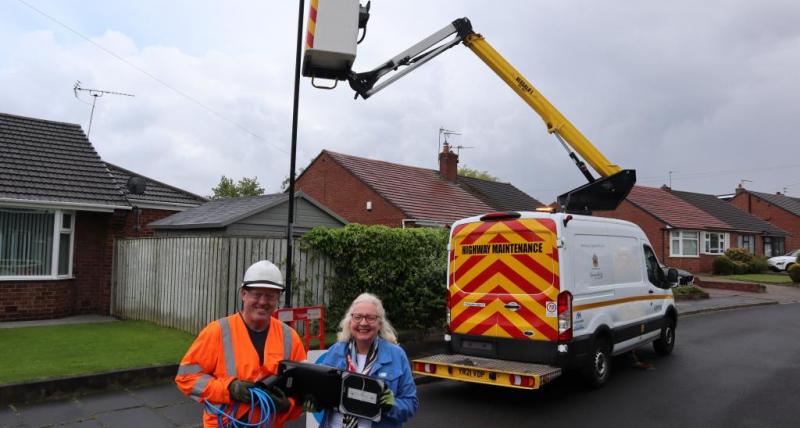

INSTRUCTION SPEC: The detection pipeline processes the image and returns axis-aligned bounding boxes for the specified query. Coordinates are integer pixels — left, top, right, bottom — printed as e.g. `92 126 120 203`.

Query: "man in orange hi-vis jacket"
175 260 308 427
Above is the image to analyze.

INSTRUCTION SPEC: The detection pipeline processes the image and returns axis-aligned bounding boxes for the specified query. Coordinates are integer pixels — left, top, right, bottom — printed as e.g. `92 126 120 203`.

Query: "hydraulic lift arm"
307 13 634 212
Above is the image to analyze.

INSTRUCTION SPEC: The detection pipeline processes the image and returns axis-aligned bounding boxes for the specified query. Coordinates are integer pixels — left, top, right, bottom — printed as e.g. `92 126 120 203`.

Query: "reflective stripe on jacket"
175 314 308 428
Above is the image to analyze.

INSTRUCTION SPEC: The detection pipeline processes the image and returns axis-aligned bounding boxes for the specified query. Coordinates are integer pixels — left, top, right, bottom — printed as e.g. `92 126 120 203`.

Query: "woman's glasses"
351 313 380 323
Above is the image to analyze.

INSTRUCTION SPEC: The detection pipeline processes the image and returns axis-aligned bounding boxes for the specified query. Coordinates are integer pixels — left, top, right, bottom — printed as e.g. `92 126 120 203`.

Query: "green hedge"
714 249 769 274
301 224 448 332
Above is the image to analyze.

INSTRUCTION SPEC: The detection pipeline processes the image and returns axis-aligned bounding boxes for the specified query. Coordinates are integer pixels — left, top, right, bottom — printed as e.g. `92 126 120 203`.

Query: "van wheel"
583 337 611 388
653 317 676 356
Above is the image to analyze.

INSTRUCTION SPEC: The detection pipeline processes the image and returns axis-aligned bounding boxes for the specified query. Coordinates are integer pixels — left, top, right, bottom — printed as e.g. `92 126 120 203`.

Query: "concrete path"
2 281 799 428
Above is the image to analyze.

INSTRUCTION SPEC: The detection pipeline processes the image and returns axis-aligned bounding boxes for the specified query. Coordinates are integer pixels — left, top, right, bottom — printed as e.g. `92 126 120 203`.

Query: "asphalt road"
404 303 800 428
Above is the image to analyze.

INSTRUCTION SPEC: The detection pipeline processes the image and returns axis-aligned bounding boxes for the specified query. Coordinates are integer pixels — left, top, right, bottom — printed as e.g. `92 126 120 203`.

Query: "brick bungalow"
668 188 789 259
729 185 799 254
0 112 205 321
295 143 544 227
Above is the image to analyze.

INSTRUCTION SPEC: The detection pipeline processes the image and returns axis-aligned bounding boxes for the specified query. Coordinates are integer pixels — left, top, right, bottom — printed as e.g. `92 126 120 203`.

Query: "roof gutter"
401 218 448 229
0 198 131 212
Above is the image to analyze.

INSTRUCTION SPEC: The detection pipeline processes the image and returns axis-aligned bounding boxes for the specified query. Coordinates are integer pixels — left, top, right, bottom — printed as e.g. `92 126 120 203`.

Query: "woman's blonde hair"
336 292 398 344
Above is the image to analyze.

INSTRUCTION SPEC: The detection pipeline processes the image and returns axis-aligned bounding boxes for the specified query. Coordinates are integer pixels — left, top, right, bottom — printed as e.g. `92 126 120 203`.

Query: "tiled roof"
0 112 128 208
670 189 788 236
324 151 496 224
150 192 346 229
626 186 731 230
106 162 207 210
150 193 289 229
747 190 800 217
458 176 544 211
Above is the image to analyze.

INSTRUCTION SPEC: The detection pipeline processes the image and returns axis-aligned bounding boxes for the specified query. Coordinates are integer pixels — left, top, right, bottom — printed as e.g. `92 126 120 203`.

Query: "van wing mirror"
665 268 679 287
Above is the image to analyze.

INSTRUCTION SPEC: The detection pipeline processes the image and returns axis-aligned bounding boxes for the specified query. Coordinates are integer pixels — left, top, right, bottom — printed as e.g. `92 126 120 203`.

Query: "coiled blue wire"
204 387 277 428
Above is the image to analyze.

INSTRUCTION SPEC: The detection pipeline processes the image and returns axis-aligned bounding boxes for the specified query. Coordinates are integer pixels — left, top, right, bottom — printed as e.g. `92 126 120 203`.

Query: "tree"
209 175 265 199
280 167 306 192
458 167 498 182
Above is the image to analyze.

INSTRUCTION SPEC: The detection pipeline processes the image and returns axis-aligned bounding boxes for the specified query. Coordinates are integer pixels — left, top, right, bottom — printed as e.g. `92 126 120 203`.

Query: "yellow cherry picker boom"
303 1 635 212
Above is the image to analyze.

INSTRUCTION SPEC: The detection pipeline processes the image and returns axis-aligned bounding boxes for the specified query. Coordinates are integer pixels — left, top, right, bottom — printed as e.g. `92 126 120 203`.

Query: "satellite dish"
126 176 147 195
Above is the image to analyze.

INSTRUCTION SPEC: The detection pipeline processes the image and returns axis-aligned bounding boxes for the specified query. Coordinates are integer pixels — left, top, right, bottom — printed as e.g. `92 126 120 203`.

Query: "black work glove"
267 386 290 413
228 379 255 402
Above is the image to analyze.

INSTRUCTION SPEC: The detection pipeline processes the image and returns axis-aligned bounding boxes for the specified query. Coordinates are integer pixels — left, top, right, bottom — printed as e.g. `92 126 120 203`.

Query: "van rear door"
448 216 560 342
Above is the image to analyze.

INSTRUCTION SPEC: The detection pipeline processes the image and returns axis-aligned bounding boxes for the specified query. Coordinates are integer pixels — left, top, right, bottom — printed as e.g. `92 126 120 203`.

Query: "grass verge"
721 273 791 284
0 320 194 385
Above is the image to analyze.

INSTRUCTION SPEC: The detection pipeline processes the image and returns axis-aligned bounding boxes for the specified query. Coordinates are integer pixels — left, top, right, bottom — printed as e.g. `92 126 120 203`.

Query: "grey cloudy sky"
2 0 799 203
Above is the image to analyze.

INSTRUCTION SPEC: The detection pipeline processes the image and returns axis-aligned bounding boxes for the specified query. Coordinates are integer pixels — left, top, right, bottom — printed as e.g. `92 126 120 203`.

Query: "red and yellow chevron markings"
306 0 318 49
449 218 560 341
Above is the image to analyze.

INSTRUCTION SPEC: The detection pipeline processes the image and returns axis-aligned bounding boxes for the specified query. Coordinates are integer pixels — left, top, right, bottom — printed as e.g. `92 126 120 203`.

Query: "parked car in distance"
660 263 694 286
768 249 800 272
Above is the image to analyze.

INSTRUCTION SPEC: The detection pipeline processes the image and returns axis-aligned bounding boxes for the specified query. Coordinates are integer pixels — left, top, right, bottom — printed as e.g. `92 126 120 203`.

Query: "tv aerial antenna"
73 81 134 136
438 127 461 153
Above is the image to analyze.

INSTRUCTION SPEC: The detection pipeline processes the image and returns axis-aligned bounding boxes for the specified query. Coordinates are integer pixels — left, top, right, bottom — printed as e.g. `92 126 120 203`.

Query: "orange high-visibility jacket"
175 314 308 428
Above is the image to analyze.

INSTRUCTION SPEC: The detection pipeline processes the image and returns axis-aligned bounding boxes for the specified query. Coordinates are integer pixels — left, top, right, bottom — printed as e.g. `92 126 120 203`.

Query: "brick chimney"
736 183 746 194
439 142 459 182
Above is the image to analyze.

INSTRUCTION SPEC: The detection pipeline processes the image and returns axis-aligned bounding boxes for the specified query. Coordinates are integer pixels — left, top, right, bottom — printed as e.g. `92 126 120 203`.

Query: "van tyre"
583 337 611 388
653 317 676 356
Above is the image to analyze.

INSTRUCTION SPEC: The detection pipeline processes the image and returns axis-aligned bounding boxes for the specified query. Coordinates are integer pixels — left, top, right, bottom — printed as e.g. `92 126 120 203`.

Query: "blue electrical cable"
204 387 277 428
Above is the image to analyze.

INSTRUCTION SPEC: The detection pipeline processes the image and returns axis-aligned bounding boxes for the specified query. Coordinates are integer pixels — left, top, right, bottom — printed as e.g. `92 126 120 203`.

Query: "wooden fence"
111 236 332 334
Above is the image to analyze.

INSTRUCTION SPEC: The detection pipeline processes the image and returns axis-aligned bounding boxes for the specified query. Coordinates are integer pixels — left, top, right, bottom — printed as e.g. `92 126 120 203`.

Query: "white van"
413 211 679 388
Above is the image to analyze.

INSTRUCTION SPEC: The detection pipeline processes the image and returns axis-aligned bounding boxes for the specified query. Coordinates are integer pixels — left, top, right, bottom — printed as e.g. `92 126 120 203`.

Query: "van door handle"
648 289 654 294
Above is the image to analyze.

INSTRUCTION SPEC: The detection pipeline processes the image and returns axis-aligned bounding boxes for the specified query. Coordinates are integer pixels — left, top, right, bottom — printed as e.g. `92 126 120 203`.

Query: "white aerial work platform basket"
302 0 361 81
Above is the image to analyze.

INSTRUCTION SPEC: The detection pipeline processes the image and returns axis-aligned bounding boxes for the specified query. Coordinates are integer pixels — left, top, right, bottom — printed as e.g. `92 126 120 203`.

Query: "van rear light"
480 211 521 221
414 362 437 374
557 291 573 342
509 374 535 388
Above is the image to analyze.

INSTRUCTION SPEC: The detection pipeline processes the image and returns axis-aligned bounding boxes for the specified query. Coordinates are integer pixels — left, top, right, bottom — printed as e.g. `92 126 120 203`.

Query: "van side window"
643 245 661 286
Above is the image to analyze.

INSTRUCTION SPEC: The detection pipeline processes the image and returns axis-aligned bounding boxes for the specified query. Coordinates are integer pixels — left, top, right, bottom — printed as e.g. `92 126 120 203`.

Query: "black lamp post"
285 0 305 308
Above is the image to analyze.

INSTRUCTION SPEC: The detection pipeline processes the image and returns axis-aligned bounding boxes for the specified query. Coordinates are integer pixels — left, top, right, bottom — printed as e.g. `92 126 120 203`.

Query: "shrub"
732 260 749 275
301 224 448 333
747 256 769 274
789 264 800 283
724 248 753 263
713 256 735 275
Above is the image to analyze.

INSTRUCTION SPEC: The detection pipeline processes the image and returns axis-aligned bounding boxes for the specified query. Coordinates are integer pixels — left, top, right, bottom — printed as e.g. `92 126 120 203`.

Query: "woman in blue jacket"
316 292 418 427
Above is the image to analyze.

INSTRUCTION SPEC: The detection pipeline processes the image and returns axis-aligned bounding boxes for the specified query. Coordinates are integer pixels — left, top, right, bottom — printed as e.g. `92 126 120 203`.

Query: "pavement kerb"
678 300 779 317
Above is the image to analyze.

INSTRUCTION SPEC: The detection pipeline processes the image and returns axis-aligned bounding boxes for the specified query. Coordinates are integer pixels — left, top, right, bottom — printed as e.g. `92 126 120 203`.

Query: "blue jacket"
317 338 418 427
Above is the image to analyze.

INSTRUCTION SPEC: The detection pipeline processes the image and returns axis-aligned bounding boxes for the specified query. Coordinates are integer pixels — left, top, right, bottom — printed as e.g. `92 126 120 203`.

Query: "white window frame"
702 231 729 255
670 230 700 258
0 208 75 281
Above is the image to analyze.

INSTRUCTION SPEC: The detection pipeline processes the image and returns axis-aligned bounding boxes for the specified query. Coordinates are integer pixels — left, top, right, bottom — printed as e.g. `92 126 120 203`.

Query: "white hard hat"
241 260 284 290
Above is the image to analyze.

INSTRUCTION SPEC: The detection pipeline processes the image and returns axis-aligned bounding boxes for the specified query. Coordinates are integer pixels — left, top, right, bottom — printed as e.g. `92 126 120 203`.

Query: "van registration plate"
457 367 487 379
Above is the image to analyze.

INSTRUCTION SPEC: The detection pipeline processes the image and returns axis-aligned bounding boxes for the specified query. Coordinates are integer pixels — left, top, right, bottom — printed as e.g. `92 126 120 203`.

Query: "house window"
670 230 699 257
764 236 785 258
0 208 74 279
738 235 755 254
703 232 729 255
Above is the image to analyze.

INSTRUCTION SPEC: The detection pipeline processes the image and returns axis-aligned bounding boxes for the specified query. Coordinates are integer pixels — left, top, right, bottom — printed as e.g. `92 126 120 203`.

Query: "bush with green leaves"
724 248 753 263
713 255 735 275
789 264 800 283
748 256 769 274
732 260 749 275
301 224 448 333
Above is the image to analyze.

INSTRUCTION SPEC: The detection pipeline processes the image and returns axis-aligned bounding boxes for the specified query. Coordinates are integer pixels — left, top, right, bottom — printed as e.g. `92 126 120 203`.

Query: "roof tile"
324 151 498 223
627 186 731 230
0 112 128 207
